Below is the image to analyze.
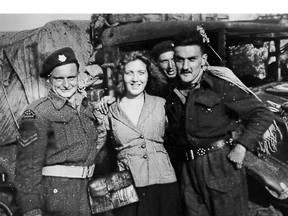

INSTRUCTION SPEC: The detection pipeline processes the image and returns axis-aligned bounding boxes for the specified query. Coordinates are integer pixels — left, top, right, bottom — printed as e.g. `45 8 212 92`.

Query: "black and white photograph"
1 2 288 215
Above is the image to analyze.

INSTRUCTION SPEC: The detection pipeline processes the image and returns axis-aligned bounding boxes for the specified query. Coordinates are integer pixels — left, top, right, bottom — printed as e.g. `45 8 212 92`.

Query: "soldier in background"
150 40 177 93
150 41 187 188
15 47 106 216
97 40 177 110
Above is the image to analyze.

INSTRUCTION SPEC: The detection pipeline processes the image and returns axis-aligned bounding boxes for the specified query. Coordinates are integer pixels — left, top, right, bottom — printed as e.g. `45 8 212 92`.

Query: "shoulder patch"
22 109 36 119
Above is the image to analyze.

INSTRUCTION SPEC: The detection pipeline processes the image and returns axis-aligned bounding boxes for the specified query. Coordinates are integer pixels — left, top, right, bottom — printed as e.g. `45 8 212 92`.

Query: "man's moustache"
180 69 192 74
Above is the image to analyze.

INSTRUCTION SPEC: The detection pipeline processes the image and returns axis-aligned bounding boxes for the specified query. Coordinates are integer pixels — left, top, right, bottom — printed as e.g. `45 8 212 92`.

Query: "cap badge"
58 54 67 62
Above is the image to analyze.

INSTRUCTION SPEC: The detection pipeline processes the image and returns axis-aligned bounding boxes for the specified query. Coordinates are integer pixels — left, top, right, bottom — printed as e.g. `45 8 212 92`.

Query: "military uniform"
165 68 274 216
15 90 106 216
164 83 187 183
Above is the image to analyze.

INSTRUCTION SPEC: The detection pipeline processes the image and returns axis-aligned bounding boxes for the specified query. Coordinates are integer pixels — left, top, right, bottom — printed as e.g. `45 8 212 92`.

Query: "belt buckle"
82 164 95 178
196 148 206 156
186 150 194 161
88 164 95 178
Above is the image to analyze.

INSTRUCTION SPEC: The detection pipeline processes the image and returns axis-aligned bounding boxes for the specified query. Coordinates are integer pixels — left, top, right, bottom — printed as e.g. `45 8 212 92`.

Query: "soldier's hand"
96 96 116 114
227 143 246 169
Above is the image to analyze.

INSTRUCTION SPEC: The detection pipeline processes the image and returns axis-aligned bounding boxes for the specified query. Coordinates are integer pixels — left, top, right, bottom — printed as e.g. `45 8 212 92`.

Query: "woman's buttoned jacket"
106 93 176 187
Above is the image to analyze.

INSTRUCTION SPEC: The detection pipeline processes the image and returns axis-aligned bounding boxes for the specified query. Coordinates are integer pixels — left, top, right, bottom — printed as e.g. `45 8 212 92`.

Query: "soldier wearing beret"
15 47 106 216
97 40 178 112
167 30 275 216
150 40 177 81
150 41 188 190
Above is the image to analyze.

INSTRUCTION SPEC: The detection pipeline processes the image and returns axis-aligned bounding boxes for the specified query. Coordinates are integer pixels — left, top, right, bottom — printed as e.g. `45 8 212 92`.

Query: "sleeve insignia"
18 120 38 147
22 109 36 119
18 133 38 147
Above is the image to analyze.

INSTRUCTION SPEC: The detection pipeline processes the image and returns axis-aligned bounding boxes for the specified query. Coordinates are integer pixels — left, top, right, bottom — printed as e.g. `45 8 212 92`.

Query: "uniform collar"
201 71 214 89
48 89 67 110
47 89 85 110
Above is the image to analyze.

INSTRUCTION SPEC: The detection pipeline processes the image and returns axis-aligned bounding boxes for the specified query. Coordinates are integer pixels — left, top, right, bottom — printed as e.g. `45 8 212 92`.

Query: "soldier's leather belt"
42 164 95 178
185 139 229 161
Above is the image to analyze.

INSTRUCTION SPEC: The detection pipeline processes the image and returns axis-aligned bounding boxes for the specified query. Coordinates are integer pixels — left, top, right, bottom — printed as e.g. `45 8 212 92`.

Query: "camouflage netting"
0 20 91 146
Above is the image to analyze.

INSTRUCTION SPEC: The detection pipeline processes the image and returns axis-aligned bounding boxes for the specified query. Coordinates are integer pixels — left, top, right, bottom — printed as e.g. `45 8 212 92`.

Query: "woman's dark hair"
173 30 206 54
114 51 157 98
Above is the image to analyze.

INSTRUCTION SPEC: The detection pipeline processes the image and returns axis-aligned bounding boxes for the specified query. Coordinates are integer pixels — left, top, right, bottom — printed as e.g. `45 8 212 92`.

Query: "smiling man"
15 47 106 216
151 40 177 80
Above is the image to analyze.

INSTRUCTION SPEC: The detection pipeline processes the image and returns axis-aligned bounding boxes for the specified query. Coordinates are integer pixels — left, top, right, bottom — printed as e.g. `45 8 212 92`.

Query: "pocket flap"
195 90 220 107
154 145 167 154
48 114 73 123
206 176 241 193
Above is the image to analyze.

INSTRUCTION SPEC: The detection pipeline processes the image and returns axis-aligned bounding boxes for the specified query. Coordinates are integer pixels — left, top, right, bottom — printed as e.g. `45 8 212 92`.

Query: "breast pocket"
48 116 73 147
195 96 226 128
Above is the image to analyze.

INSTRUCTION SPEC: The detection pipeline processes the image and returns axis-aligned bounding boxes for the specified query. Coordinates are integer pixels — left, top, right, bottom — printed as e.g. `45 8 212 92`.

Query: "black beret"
41 47 79 78
150 40 174 60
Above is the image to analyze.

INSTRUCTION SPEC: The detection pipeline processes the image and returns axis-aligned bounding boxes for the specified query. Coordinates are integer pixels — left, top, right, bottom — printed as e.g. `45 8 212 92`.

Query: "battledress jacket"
165 67 275 216
15 90 106 216
166 68 274 150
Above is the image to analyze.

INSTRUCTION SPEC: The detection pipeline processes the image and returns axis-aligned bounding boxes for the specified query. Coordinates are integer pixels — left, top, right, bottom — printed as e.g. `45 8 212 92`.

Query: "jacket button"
143 154 148 159
141 144 146 148
140 135 144 139
53 189 58 193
